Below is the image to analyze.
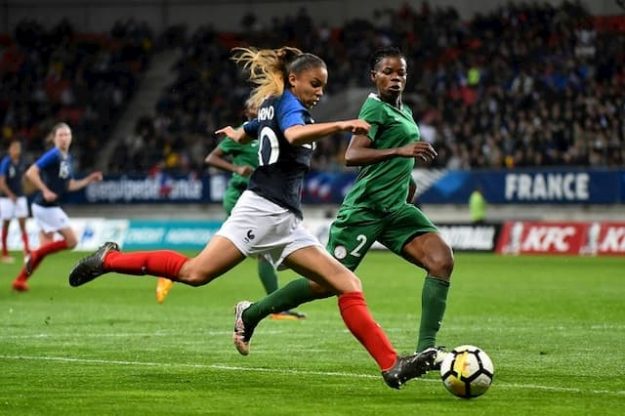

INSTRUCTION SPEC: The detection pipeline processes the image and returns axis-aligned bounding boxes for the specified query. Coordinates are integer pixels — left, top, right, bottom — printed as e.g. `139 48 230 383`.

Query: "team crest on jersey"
333 245 347 260
59 160 70 179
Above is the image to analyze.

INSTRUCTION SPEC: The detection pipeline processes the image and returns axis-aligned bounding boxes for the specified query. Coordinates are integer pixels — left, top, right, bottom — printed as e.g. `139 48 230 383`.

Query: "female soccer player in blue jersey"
156 99 306 319
234 46 452 369
0 140 30 263
69 46 435 389
11 123 102 292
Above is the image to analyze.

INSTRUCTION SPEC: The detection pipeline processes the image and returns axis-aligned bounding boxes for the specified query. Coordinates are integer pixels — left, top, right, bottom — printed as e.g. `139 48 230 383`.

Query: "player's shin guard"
103 250 188 280
417 276 449 352
338 291 397 371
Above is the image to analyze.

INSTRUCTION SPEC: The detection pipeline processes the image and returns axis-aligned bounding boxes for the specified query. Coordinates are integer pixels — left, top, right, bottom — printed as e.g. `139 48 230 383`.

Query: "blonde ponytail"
232 46 303 110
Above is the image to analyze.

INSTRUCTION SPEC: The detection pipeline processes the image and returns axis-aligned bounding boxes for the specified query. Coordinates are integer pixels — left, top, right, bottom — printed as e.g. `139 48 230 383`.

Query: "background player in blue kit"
69 46 436 389
11 123 103 292
0 140 30 263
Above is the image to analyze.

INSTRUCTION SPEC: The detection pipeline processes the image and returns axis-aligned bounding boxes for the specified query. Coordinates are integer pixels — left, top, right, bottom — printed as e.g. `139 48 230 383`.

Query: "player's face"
54 126 73 152
289 66 328 108
371 56 407 102
9 142 21 159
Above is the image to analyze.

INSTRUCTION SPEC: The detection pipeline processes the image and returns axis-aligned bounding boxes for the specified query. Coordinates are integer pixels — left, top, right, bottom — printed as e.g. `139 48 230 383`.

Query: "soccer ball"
440 345 494 399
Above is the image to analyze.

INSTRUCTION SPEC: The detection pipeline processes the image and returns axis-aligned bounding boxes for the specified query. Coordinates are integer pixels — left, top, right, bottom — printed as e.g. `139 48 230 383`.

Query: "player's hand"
43 189 58 202
216 126 245 143
236 165 254 177
88 171 103 182
397 142 438 162
9 194 17 202
340 119 370 135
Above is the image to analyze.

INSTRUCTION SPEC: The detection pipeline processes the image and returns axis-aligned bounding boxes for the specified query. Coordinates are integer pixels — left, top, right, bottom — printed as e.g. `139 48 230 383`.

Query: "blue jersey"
0 155 25 196
243 90 314 218
32 147 73 207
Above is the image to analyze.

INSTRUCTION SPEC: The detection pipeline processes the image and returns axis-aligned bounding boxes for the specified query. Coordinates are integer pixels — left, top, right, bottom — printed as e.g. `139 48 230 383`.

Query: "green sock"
257 257 278 294
417 275 450 352
243 278 317 327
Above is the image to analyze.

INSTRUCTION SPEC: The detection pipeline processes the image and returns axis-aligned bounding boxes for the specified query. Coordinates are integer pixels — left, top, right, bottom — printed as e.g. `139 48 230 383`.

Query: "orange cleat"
270 310 307 320
156 278 174 304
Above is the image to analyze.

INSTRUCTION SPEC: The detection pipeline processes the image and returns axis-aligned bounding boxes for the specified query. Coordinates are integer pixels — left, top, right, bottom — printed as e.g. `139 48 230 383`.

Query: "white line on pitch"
1 355 624 397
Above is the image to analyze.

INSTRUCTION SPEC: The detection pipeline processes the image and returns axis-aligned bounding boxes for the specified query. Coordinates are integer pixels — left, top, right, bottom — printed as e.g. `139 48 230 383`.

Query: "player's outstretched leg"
233 300 256 355
68 242 120 287
382 349 438 389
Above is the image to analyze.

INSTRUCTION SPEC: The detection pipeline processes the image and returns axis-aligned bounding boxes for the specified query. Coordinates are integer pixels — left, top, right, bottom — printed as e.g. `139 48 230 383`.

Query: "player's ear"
288 73 297 88
370 70 376 83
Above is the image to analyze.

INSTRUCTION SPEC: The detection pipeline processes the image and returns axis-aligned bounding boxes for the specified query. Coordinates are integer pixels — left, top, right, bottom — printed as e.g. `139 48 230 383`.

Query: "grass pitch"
1 251 624 415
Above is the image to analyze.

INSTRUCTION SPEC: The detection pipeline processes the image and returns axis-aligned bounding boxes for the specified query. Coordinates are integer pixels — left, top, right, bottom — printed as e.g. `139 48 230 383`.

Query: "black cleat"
420 346 449 372
68 242 119 287
382 349 438 389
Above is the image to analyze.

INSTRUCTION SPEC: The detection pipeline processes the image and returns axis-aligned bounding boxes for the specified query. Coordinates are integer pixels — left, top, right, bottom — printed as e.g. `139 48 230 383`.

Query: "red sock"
338 291 397 371
14 268 28 283
1 225 8 256
21 231 30 254
29 240 69 273
103 250 188 280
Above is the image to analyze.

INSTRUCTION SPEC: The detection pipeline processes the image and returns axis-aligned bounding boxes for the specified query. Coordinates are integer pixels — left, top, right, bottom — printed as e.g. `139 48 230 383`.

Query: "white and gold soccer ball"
440 345 494 399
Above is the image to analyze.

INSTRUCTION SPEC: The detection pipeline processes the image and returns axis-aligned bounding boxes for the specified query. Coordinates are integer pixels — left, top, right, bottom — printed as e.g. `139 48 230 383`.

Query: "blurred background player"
156 99 306 319
11 123 103 291
69 46 436 389
0 140 30 263
233 47 452 368
469 185 488 225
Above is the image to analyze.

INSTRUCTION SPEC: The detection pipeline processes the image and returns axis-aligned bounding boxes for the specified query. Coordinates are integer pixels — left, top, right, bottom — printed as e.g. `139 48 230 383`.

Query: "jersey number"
350 234 368 257
259 126 280 166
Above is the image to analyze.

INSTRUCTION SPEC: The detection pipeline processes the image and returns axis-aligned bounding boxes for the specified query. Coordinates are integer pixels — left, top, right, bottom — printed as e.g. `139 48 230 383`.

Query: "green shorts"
326 204 438 271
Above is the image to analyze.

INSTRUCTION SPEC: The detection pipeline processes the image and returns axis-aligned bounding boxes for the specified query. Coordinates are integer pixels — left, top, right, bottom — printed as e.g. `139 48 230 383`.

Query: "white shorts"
0 196 28 220
216 191 322 268
31 203 71 233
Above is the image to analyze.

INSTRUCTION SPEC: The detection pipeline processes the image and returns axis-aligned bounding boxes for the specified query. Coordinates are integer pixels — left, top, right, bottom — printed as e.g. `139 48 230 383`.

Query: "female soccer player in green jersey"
235 46 452 367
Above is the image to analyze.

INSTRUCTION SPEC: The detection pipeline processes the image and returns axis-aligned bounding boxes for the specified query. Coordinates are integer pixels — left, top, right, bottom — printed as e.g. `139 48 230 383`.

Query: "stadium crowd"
3 2 625 174
0 18 153 170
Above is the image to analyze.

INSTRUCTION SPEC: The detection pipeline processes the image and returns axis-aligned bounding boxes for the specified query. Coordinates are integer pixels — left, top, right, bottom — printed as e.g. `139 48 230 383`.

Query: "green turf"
1 251 624 415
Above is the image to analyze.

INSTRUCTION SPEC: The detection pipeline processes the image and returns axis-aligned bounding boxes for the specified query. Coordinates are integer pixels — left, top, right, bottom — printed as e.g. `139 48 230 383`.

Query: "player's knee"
65 238 78 249
428 247 454 280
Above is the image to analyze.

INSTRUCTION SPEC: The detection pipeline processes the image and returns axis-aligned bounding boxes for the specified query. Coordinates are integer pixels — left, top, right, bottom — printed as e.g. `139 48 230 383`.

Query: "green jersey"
217 138 259 190
342 93 421 211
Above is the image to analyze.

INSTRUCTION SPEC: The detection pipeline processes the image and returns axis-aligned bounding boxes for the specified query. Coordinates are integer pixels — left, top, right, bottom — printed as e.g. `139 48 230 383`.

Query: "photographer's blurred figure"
469 185 487 225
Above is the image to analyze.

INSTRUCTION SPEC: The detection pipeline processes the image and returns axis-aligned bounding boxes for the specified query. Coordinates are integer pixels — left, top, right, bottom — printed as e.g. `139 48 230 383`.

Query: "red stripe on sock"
104 250 188 280
338 291 397 371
